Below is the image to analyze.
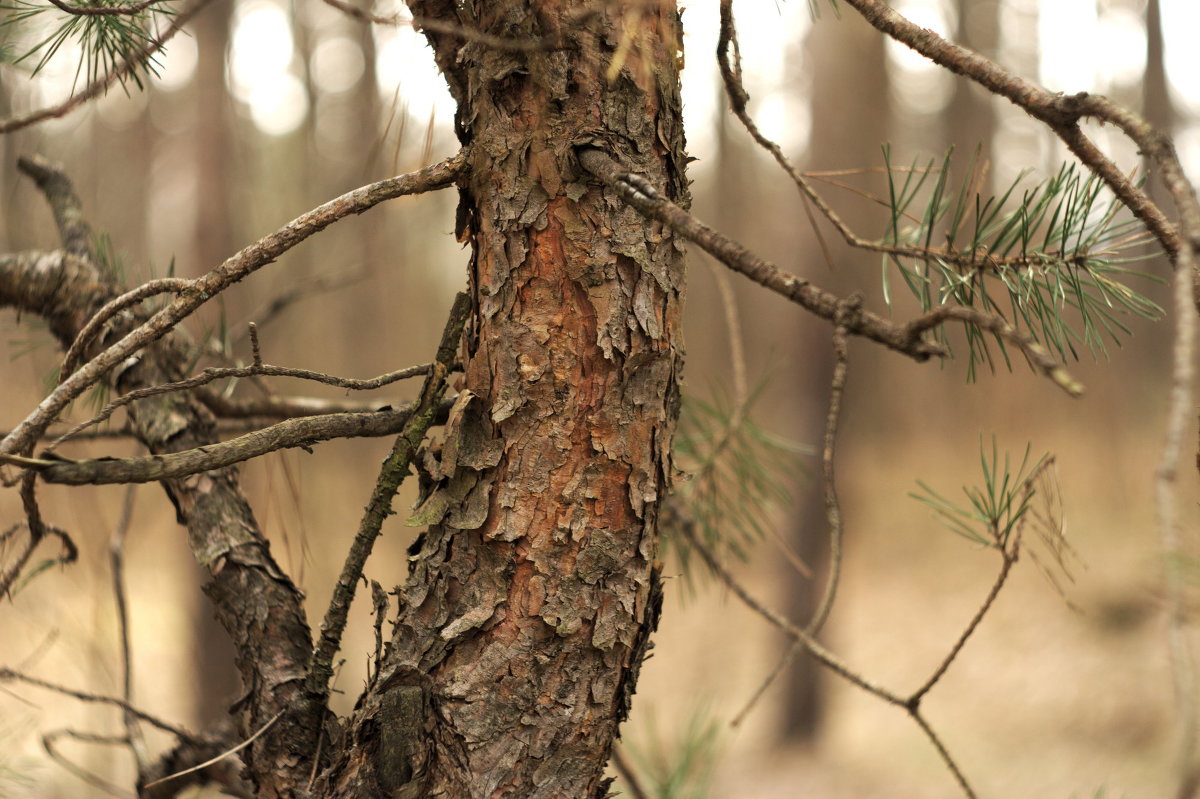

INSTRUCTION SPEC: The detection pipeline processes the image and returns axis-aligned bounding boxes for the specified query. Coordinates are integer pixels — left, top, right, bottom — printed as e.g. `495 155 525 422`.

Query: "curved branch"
0 151 467 457
33 399 453 485
839 0 1181 262
60 278 191 379
17 156 93 256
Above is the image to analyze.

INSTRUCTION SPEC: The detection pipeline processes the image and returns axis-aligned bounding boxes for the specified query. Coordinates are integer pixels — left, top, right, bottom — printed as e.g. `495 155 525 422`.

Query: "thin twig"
677 522 903 705
47 356 435 450
704 257 747 407
305 293 470 706
141 711 285 790
43 730 134 798
678 523 978 799
806 300 854 635
730 642 802 728
0 668 195 739
0 152 466 458
909 711 978 799
909 551 1016 706
611 745 651 799
60 278 191 381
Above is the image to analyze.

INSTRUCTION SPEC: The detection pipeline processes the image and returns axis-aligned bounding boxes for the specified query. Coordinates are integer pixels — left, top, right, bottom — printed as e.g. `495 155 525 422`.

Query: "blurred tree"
780 6 889 743
0 1 1196 799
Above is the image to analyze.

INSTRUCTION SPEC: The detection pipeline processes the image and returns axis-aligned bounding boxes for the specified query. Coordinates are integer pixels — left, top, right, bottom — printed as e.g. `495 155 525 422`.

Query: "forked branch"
0 152 466 457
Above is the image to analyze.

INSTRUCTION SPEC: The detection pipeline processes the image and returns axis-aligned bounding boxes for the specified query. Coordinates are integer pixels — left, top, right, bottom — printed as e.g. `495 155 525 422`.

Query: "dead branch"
305 292 470 707
0 668 196 740
676 522 977 799
0 151 466 458
47 354 436 449
27 399 453 485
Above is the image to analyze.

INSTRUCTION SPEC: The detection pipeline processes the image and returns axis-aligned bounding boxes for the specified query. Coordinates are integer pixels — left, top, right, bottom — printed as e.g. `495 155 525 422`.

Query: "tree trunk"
947 0 999 194
782 8 889 742
321 3 688 796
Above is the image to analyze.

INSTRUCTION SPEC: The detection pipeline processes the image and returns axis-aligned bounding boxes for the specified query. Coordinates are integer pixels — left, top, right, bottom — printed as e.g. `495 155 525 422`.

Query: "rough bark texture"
324 2 688 796
1 161 321 798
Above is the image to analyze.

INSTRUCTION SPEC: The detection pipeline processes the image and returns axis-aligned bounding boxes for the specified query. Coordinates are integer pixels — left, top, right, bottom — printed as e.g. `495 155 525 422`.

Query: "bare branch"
137 722 254 799
0 522 75 597
48 355 436 448
109 484 148 768
0 667 196 740
840 0 1181 263
677 522 977 798
142 711 285 791
0 151 466 457
909 551 1016 706
60 278 191 380
611 746 651 799
42 729 134 798
31 399 453 485
305 292 471 706
806 299 854 636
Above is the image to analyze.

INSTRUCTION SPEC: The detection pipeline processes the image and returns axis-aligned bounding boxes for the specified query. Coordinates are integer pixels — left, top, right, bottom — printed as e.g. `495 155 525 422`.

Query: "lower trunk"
325 2 688 796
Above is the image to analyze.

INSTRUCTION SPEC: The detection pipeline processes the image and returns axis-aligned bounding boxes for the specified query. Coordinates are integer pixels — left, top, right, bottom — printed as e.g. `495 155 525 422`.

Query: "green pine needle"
879 150 1162 378
910 437 1047 552
2 0 175 90
664 378 811 586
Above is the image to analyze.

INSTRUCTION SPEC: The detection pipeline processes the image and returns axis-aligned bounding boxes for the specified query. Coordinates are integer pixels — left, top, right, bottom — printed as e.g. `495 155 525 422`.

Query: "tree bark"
321 2 688 796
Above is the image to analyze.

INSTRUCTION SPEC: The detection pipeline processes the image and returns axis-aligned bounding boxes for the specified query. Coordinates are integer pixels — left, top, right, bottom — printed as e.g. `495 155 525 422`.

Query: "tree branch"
0 0 216 134
43 0 166 16
578 146 1083 397
840 0 1182 262
29 399 453 485
0 151 466 457
305 292 471 706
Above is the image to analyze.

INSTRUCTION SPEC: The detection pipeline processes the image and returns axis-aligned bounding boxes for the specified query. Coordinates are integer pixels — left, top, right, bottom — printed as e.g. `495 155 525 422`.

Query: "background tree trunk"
781 9 889 742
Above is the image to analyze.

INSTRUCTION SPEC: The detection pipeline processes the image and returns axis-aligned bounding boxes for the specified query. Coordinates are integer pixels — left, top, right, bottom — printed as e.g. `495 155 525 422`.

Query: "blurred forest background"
1 0 1197 797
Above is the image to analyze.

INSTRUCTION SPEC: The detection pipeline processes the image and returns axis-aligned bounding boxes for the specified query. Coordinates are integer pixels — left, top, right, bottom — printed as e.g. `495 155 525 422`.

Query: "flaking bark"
323 2 689 796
